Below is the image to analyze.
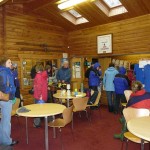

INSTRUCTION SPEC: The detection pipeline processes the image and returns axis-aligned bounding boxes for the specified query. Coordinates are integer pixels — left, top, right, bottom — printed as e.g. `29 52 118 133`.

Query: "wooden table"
53 92 86 107
127 116 150 150
17 103 66 150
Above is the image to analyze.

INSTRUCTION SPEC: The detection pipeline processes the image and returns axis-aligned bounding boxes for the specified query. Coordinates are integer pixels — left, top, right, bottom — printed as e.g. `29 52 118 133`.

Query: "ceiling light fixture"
58 0 87 10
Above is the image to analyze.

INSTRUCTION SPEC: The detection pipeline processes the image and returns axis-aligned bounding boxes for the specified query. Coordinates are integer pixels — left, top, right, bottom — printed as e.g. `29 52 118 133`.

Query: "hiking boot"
114 133 124 141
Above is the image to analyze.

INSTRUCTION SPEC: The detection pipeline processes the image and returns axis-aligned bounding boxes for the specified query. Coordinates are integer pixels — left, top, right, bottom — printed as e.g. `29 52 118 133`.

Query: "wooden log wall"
68 15 150 105
0 4 69 105
68 14 150 57
3 5 68 57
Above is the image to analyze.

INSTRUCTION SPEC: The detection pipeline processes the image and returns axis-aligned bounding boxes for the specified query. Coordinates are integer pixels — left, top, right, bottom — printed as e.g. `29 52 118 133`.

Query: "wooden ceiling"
4 0 150 31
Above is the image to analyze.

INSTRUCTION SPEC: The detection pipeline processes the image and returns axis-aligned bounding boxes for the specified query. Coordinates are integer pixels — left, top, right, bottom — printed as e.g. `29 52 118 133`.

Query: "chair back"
124 90 132 102
73 97 89 111
11 98 20 116
57 90 61 94
93 92 101 105
63 105 73 125
123 107 150 123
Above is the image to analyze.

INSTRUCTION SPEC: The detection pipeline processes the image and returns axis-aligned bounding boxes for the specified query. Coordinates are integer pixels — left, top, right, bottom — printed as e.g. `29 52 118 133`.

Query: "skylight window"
94 0 127 17
68 9 82 18
61 9 89 25
103 0 122 8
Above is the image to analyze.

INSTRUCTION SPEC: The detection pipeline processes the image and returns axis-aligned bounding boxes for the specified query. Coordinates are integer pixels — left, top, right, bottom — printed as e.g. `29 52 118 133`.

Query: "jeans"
106 91 116 112
114 94 127 113
0 100 12 145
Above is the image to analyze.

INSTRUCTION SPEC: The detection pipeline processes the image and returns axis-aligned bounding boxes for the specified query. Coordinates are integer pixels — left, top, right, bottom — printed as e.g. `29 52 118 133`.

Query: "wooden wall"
0 4 68 58
0 4 69 105
68 14 150 57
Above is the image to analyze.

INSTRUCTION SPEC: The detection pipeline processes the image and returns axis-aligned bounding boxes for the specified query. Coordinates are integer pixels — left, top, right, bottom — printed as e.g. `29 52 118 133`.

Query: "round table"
53 92 86 107
127 116 150 142
17 103 66 150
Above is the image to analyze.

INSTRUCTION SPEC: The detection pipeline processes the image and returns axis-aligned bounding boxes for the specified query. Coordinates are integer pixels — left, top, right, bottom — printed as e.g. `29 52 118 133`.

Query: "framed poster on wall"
97 34 112 54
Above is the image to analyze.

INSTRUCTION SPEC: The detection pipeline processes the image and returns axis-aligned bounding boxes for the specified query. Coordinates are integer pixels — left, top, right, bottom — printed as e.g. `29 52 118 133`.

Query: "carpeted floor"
1 105 149 150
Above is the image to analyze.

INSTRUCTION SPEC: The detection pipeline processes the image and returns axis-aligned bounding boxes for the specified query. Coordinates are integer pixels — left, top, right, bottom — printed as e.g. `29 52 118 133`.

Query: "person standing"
11 63 21 106
88 62 102 91
113 67 130 114
103 63 119 112
0 57 18 146
33 64 48 127
56 60 71 84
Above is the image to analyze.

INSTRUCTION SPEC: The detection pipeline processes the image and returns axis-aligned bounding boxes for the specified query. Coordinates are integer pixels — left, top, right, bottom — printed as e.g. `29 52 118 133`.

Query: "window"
103 0 121 8
94 0 127 17
61 9 89 25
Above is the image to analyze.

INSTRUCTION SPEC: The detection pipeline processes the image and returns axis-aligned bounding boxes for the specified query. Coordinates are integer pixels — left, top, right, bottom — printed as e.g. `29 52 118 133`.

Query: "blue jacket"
144 64 150 92
56 67 71 83
114 67 130 94
0 66 16 100
103 67 118 91
89 63 102 87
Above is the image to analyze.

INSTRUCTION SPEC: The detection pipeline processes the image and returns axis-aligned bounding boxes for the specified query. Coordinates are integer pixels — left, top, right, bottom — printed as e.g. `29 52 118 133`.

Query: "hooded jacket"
34 71 48 101
0 66 16 100
113 67 130 94
89 63 102 87
103 67 118 91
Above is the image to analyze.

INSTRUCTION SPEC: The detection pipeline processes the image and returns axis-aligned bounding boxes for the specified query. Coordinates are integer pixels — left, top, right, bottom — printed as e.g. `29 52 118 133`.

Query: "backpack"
30 65 36 79
85 67 93 78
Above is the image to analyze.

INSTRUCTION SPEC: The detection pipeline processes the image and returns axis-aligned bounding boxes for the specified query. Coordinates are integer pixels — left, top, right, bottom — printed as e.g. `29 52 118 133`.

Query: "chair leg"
121 140 124 150
59 128 64 150
141 139 144 150
121 137 126 150
79 112 81 118
125 138 128 150
72 113 74 129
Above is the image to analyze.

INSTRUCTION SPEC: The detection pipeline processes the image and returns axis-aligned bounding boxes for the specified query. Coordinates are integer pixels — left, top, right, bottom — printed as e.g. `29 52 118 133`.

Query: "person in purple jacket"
113 67 130 114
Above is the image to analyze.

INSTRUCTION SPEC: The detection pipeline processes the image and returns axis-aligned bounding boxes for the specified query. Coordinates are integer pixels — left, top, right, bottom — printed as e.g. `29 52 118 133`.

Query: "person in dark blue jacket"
89 62 102 91
0 57 18 146
56 60 71 84
113 67 130 114
11 63 20 99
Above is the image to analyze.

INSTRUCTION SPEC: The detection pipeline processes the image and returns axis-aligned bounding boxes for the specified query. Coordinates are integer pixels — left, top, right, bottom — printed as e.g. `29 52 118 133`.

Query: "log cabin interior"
0 0 149 105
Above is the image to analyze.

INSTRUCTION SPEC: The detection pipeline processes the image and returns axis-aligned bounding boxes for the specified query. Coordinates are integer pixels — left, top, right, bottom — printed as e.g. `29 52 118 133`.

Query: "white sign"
97 34 112 54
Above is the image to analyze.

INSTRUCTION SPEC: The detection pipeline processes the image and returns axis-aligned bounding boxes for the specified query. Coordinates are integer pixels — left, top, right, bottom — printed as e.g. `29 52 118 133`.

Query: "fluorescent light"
58 0 87 10
0 0 4 2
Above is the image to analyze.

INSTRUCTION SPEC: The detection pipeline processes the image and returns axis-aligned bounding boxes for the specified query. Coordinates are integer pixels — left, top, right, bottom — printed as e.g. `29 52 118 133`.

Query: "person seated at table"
33 64 48 128
114 81 150 140
56 60 71 84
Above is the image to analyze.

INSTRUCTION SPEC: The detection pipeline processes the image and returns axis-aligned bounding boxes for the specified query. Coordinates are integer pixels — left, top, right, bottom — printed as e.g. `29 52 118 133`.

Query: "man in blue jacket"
113 67 130 114
56 60 71 84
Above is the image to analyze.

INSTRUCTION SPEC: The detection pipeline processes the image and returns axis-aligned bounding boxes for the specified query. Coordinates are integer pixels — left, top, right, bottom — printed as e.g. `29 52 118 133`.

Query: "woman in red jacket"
33 64 48 127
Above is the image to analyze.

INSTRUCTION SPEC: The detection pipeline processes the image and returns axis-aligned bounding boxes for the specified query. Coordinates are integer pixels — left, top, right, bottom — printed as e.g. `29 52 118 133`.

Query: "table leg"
45 116 49 150
67 99 69 107
25 117 28 144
